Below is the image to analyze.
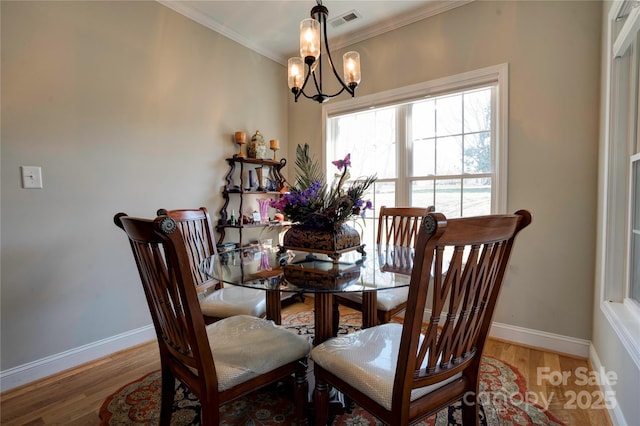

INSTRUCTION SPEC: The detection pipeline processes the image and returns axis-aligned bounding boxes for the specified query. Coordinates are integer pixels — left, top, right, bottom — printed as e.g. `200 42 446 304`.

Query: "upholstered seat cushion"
207 315 310 391
199 285 266 318
310 323 461 411
339 287 409 311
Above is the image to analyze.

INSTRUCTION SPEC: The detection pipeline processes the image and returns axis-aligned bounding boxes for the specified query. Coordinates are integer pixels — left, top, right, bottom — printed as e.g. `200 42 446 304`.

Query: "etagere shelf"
216 156 288 246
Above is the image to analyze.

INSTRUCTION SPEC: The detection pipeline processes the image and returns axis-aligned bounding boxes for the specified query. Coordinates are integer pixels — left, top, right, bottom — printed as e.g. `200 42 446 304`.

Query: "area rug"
100 312 566 426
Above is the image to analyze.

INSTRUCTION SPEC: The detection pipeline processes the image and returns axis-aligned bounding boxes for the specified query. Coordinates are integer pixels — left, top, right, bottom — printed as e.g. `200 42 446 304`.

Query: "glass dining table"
199 244 413 345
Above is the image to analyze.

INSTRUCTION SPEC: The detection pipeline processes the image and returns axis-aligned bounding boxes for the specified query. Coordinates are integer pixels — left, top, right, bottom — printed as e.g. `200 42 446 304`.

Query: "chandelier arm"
311 66 323 97
302 85 347 101
320 13 354 97
294 65 315 102
290 1 359 103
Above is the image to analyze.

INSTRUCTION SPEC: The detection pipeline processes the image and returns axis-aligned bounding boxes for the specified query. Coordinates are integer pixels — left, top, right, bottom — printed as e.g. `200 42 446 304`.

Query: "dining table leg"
265 289 282 325
361 292 378 329
314 292 334 346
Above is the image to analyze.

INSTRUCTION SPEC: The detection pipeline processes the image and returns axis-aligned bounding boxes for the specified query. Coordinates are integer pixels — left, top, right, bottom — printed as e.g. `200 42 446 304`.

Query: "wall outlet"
21 166 43 189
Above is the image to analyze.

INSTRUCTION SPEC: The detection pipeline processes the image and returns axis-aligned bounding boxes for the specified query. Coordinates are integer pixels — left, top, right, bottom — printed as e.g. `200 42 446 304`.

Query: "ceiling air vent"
329 10 361 28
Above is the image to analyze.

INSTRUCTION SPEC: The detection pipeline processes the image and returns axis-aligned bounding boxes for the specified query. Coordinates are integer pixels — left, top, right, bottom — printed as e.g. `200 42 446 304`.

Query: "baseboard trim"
489 321 591 358
0 319 592 393
0 325 155 393
589 344 627 426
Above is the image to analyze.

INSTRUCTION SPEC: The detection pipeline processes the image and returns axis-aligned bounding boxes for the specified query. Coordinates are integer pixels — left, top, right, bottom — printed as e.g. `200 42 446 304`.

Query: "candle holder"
234 131 246 158
270 139 280 161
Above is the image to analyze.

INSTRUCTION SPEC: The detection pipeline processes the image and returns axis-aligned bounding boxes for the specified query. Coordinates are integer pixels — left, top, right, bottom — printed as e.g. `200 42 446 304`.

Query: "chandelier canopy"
287 1 361 103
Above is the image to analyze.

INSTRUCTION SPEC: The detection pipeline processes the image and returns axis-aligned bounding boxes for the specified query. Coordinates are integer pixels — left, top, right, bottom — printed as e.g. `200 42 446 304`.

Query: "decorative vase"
280 223 366 263
257 198 270 224
247 130 267 159
247 170 256 190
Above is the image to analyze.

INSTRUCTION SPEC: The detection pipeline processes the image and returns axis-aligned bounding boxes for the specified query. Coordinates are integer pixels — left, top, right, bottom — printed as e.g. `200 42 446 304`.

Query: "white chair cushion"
199 285 266 318
310 323 461 411
207 315 310 391
340 287 409 311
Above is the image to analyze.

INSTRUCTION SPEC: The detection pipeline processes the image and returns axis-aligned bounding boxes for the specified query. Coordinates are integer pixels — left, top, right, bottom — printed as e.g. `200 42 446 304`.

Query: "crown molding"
329 0 474 53
157 0 284 64
158 0 474 66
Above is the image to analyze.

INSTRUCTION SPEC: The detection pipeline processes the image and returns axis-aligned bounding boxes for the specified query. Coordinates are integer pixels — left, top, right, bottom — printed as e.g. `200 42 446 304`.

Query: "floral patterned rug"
99 312 566 426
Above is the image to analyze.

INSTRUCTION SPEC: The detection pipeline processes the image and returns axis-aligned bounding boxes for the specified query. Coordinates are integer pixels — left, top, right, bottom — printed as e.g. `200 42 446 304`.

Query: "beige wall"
288 0 602 339
1 0 609 398
0 1 288 370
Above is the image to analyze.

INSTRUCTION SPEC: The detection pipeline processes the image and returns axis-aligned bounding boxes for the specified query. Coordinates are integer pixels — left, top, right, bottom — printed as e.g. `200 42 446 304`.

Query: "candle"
270 139 280 150
235 131 246 143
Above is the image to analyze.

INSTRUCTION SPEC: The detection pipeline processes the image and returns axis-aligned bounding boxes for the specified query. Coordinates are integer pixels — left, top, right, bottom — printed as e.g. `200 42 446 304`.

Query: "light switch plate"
21 166 43 189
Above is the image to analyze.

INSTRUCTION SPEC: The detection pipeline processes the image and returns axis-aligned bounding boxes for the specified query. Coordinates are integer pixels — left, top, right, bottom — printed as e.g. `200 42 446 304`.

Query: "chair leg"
294 360 309 425
462 362 482 425
199 394 220 426
160 369 176 426
313 377 330 426
461 392 480 426
462 371 481 426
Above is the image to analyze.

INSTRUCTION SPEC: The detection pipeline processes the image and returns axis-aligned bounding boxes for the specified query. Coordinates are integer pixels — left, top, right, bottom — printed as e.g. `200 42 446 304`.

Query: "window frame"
599 0 640 370
321 63 509 215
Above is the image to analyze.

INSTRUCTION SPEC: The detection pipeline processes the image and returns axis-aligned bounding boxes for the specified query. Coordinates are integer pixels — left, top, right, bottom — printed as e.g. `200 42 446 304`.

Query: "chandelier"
287 0 361 103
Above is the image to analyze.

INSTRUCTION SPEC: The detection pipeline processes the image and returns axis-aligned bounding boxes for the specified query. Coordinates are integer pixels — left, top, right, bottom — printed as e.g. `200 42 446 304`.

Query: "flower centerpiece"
271 144 376 262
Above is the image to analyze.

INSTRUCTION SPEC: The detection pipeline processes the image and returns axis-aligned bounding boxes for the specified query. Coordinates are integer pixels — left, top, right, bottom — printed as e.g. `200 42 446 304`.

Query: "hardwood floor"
0 299 612 425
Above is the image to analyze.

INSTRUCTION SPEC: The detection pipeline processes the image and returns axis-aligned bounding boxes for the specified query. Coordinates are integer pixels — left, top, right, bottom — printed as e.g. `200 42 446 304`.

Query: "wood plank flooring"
0 298 612 425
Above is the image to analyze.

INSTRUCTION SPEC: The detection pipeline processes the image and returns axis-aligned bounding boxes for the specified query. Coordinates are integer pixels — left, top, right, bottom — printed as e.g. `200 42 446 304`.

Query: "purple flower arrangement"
270 144 376 230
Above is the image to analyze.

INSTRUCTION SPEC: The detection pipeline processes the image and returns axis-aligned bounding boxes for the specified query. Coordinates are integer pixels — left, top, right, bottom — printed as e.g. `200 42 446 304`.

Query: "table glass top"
199 245 414 294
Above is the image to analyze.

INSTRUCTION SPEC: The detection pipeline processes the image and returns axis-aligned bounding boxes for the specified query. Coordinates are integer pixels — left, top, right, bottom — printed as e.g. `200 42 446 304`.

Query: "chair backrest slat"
157 207 218 291
376 206 434 248
394 210 531 406
115 213 215 374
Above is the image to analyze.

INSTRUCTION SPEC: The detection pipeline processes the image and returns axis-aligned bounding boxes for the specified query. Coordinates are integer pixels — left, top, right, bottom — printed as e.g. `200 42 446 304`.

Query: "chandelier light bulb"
300 18 320 62
288 57 304 91
289 2 361 103
343 51 361 87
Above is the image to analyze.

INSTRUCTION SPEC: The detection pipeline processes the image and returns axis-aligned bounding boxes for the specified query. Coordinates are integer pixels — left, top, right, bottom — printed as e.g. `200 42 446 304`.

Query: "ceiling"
158 1 471 65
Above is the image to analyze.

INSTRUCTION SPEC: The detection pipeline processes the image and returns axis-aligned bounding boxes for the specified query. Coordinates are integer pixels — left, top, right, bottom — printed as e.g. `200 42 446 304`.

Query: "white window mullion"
324 64 508 220
397 105 409 207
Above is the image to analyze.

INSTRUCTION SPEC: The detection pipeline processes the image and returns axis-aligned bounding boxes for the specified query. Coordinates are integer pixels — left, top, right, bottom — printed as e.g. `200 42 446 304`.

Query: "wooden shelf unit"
217 156 288 246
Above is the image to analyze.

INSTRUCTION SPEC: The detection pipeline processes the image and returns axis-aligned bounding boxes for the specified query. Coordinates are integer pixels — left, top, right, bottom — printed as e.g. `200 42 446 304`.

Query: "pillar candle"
235 131 247 143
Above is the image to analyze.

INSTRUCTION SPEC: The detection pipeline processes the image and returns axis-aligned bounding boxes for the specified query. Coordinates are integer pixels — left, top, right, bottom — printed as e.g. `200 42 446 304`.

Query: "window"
323 64 508 247
600 0 640 367
631 154 640 305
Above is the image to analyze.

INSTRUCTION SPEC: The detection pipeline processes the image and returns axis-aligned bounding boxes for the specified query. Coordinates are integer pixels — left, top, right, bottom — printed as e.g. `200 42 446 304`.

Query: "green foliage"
270 144 376 230
294 143 325 190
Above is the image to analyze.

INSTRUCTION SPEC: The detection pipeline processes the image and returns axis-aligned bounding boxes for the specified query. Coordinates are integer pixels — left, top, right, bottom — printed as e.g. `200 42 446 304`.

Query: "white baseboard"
589 345 628 426
489 321 591 358
0 325 155 393
0 319 592 394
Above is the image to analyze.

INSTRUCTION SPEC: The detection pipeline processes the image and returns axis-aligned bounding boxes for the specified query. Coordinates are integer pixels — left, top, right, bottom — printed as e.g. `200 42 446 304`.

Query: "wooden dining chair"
334 206 434 326
155 207 267 324
114 212 310 426
158 207 303 324
311 210 532 425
